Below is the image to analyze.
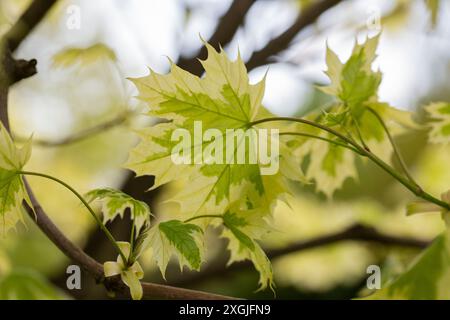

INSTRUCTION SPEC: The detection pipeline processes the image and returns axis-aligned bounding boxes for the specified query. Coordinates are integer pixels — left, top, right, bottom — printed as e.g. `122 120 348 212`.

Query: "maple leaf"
127 42 302 218
321 35 381 115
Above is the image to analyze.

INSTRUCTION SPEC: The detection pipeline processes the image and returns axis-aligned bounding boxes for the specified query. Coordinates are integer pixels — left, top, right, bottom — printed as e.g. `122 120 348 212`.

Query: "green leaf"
320 36 417 133
321 35 381 114
0 122 31 236
86 188 151 233
364 231 450 299
52 43 117 68
146 220 204 278
222 210 274 291
425 102 450 144
127 42 299 218
0 269 66 300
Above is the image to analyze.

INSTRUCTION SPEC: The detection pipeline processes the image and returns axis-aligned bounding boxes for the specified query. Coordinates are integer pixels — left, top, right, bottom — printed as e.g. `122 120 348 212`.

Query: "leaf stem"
14 111 131 147
249 116 359 149
367 107 420 188
250 117 450 211
18 170 128 263
184 214 224 223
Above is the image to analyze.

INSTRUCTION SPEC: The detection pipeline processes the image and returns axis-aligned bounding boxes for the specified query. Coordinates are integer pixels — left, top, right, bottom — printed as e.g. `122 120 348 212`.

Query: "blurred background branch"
14 110 130 146
246 0 343 70
4 0 57 52
178 0 256 75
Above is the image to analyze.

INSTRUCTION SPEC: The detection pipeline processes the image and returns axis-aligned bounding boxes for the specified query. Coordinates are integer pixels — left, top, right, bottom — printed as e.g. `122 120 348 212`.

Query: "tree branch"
177 0 256 76
170 224 431 287
246 0 343 70
14 111 130 147
1 0 56 131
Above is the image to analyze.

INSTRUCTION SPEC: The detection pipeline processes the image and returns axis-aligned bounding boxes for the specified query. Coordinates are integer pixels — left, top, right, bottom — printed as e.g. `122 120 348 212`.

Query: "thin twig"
20 170 128 263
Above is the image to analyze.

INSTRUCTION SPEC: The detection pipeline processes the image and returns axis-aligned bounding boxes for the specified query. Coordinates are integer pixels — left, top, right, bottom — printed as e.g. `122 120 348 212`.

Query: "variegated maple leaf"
86 188 151 233
127 43 302 218
0 123 31 235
